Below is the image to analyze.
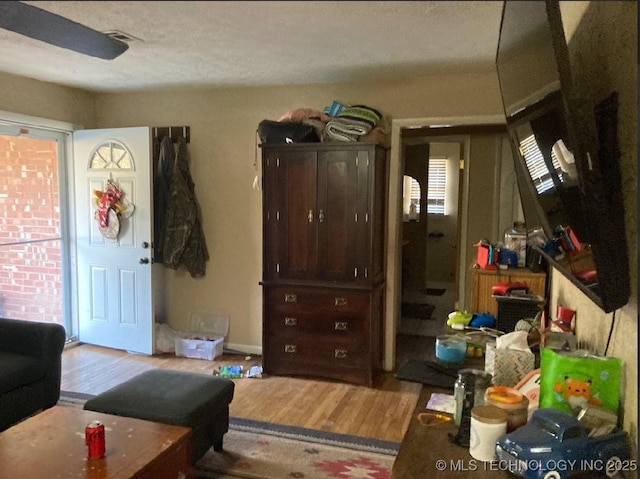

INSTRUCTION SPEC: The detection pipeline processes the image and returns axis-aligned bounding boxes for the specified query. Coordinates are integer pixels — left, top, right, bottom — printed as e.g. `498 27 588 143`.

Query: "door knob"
141 241 150 249
139 257 150 264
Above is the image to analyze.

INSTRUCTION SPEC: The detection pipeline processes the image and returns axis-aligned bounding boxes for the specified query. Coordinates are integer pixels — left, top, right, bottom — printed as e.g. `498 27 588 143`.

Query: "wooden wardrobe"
260 142 387 386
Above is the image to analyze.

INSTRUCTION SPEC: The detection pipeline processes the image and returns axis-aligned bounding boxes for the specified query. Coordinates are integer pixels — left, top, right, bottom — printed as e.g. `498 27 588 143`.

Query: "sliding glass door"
0 125 72 338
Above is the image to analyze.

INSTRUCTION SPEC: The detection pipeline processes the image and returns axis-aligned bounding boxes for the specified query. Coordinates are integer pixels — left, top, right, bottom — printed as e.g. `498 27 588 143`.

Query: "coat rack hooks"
152 125 190 144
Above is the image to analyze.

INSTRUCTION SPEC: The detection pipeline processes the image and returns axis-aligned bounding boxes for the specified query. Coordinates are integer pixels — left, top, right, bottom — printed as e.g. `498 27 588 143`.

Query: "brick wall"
0 135 63 324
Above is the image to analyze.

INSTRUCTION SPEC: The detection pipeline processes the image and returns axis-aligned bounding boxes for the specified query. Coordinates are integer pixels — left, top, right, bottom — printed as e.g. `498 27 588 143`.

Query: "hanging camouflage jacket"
153 135 173 264
162 138 209 277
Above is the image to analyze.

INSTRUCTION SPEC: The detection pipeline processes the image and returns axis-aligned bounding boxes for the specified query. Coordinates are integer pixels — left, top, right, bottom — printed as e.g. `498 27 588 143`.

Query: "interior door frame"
385 114 505 371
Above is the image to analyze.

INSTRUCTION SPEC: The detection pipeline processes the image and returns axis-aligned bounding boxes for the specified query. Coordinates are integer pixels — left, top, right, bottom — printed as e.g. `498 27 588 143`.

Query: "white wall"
0 71 95 128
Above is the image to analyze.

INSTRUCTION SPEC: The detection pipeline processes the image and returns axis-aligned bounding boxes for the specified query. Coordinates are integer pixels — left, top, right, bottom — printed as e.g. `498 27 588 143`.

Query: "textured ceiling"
0 1 505 93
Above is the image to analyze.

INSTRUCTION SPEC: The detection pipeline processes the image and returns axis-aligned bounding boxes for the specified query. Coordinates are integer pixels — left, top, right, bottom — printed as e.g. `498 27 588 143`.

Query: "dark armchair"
0 318 66 431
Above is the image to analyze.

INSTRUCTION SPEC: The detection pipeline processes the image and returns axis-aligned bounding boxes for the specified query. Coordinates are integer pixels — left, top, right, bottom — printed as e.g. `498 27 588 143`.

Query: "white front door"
73 127 154 354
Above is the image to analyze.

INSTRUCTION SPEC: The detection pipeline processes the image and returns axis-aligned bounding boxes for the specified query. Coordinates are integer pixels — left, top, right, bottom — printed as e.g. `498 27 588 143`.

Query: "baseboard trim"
225 342 262 356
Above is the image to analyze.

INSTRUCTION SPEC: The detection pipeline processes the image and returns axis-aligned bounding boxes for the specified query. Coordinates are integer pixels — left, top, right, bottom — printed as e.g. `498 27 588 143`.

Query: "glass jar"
469 405 508 461
504 221 527 267
484 386 530 432
453 369 493 427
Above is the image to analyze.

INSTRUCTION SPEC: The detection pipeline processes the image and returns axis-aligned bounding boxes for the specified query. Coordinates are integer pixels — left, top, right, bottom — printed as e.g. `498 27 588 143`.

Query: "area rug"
401 302 435 319
394 359 458 389
196 417 398 479
59 392 398 479
422 287 446 296
395 333 436 365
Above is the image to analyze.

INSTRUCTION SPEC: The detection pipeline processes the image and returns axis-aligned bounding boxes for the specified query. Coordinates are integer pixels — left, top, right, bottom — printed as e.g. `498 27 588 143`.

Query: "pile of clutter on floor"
154 317 264 379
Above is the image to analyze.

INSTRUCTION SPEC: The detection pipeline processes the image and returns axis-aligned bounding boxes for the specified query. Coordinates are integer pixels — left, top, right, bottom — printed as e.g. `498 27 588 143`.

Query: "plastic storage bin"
174 312 229 361
175 336 224 360
494 295 543 332
504 222 527 268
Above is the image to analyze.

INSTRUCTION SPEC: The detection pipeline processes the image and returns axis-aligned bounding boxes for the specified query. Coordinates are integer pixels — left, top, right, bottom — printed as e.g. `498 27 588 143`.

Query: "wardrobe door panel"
275 150 318 280
316 149 358 282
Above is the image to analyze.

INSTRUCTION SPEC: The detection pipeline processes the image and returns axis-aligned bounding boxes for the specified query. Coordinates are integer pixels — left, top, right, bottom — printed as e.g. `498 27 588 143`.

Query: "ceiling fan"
0 1 128 60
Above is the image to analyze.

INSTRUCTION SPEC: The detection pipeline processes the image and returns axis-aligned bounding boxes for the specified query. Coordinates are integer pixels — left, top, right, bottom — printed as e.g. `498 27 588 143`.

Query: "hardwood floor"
61 343 421 443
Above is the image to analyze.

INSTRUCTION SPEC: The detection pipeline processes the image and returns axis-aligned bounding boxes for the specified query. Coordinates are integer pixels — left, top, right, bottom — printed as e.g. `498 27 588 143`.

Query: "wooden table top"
391 385 513 478
0 405 192 478
392 385 608 479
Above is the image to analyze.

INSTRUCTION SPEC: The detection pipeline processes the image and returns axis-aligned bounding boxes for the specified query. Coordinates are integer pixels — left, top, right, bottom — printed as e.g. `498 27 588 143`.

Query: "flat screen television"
496 0 630 313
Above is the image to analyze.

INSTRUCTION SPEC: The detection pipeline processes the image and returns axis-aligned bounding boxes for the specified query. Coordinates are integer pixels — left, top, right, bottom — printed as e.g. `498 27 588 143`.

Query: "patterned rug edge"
60 390 96 404
229 417 399 456
60 391 400 456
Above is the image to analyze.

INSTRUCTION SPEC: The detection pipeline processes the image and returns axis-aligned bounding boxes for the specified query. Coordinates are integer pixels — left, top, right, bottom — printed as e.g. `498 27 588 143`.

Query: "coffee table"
0 405 193 478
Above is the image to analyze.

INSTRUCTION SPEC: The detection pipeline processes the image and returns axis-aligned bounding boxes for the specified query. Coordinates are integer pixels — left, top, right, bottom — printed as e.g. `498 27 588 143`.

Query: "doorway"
0 112 160 354
396 137 464 365
384 115 507 372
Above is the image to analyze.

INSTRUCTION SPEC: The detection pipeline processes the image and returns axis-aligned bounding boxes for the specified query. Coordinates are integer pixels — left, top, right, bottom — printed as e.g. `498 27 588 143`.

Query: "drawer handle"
334 297 348 307
284 294 297 303
284 317 298 326
334 321 348 331
334 349 348 359
284 344 297 353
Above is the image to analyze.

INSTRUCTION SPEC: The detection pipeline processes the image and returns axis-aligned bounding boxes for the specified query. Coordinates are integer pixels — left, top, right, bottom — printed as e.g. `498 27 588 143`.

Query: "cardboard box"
557 246 595 273
174 312 229 361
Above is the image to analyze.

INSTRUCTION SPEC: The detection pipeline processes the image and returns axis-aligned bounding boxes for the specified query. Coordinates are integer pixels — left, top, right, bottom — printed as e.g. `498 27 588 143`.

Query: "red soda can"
85 420 106 459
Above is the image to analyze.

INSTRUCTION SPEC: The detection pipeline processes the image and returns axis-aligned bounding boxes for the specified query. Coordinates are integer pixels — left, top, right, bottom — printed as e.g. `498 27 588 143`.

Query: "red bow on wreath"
95 180 122 228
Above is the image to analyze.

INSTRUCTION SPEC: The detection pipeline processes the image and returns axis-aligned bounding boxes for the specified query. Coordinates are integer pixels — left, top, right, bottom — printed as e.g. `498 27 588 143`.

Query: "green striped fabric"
337 105 382 127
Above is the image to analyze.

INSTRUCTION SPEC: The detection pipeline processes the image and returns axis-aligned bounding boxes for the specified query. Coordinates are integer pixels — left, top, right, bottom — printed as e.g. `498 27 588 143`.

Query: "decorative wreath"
93 179 134 241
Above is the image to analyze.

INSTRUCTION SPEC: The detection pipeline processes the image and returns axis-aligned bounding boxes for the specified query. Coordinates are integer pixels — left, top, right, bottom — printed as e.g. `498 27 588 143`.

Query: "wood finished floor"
61 343 422 443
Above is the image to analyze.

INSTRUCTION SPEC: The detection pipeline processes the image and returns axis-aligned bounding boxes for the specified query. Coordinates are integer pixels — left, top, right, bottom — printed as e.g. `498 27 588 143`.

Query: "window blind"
519 134 564 194
427 158 446 215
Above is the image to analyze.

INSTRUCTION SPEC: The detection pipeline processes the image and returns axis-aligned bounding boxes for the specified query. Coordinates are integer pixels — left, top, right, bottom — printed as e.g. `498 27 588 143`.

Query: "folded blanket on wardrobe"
323 117 372 142
337 105 382 128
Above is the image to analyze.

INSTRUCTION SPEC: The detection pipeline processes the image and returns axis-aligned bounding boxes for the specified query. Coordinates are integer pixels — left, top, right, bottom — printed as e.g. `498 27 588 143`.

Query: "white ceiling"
0 1 505 93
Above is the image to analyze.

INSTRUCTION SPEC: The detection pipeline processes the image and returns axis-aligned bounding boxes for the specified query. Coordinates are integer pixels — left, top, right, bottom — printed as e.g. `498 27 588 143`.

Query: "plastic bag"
155 323 184 354
257 120 320 144
539 348 621 415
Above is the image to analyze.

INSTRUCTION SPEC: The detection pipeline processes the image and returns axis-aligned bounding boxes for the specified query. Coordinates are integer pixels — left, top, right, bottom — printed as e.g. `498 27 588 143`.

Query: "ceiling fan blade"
0 1 129 60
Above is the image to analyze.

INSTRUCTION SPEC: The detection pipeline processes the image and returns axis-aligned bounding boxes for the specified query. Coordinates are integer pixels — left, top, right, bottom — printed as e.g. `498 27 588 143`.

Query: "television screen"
496 0 587 241
496 0 630 312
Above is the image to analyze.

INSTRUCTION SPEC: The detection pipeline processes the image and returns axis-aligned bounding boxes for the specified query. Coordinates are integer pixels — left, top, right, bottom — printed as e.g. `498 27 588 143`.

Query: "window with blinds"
427 158 446 215
519 134 564 194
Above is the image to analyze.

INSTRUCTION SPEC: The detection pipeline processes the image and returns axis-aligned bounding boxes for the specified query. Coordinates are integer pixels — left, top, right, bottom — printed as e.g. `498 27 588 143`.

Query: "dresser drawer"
261 283 383 387
268 334 368 368
266 310 366 337
266 287 369 314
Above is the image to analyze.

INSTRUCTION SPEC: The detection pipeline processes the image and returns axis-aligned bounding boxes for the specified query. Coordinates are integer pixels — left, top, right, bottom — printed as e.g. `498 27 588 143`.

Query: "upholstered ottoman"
83 369 234 462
